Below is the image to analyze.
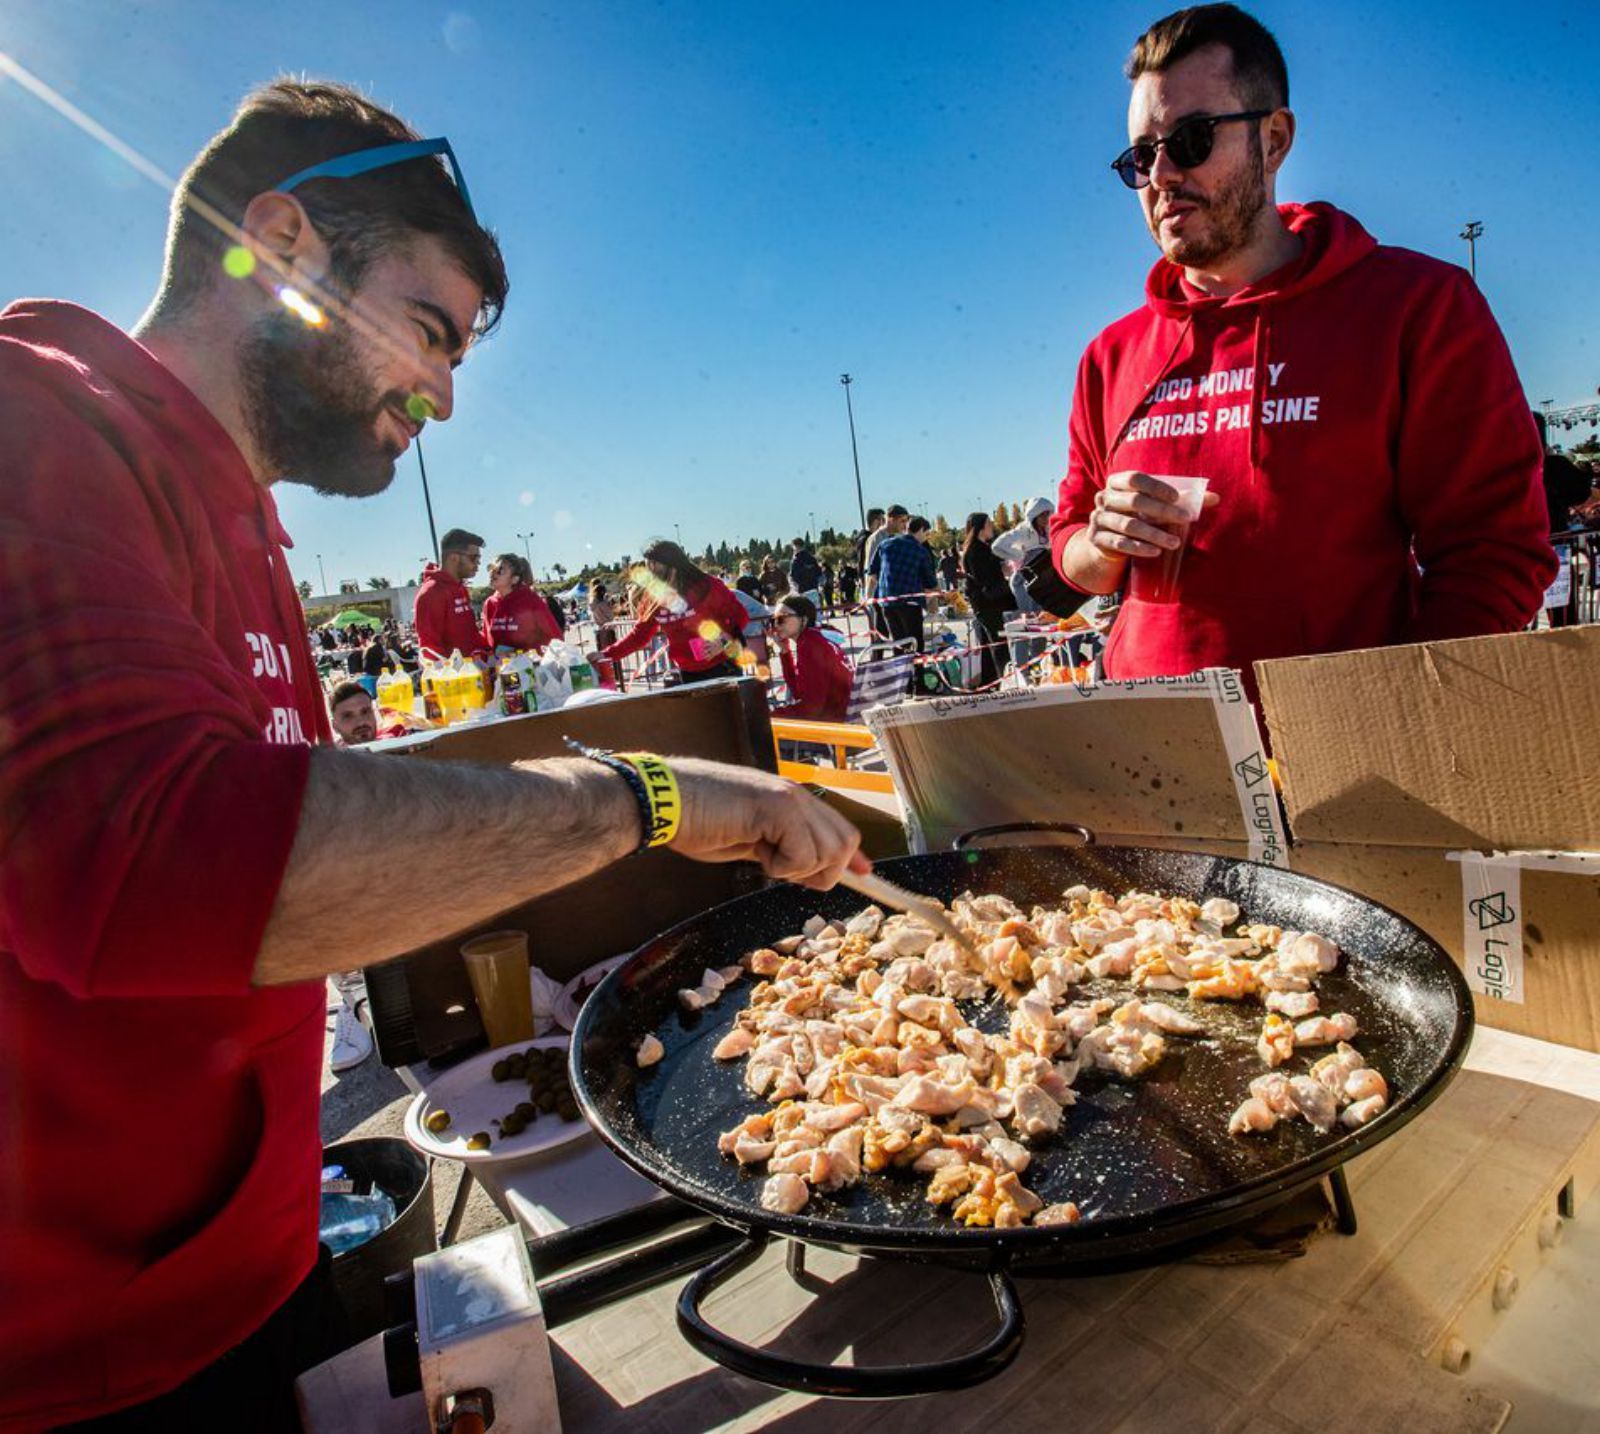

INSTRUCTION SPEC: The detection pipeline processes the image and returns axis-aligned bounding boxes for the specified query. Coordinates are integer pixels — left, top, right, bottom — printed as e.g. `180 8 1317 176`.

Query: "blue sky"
3 0 1596 592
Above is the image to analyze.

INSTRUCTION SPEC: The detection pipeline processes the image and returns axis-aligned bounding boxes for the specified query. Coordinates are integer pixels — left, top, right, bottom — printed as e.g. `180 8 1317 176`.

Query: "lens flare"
277 286 326 327
222 245 256 279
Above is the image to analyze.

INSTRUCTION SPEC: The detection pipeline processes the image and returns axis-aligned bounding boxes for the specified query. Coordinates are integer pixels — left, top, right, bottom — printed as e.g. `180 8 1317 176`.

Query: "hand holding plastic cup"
1127 475 1209 604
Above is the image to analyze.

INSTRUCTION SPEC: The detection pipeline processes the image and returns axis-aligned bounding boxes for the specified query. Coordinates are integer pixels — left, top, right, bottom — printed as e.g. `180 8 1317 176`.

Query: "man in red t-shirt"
1052 6 1553 696
0 81 866 1433
414 526 489 660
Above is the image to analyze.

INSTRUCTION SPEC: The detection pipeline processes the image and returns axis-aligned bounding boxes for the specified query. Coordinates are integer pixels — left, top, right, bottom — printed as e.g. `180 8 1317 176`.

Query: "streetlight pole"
674 522 683 547
809 510 816 541
316 553 328 595
518 531 534 566
840 374 866 531
1459 220 1483 281
414 436 440 562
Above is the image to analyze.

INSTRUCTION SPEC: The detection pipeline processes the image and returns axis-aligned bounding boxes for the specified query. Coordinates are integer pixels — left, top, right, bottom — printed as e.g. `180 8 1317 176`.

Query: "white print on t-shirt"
1125 361 1320 446
264 706 308 744
245 630 296 681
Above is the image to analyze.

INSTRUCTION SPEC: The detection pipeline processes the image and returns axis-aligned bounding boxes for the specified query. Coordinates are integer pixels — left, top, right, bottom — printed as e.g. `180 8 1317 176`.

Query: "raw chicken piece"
802 1100 866 1133
636 1034 665 1068
1257 1014 1295 1068
1228 1097 1278 1135
912 1145 967 1173
1264 989 1319 1019
1342 1067 1389 1105
699 968 727 996
1200 897 1241 927
891 1074 977 1116
885 923 937 957
1010 1082 1063 1139
1293 1013 1358 1047
1340 1094 1387 1127
678 988 705 1012
846 905 884 938
1249 1072 1296 1116
1310 1042 1366 1095
985 1136 1032 1173
1288 1075 1338 1133
713 1028 754 1061
760 1173 809 1214
732 1133 777 1165
1034 1202 1082 1226
1117 999 1206 1036
1284 931 1340 973
994 1170 1042 1215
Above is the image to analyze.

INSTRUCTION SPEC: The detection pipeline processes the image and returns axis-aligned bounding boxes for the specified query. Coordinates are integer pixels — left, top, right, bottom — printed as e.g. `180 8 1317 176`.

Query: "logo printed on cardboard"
1468 891 1516 931
1233 752 1269 788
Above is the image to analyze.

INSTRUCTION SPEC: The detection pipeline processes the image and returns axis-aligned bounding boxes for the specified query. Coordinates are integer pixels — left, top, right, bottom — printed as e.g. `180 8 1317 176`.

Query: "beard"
237 305 412 498
1149 133 1268 269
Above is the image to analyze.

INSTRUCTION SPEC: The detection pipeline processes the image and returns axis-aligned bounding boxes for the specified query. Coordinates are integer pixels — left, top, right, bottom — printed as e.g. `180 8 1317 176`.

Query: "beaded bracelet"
565 740 682 852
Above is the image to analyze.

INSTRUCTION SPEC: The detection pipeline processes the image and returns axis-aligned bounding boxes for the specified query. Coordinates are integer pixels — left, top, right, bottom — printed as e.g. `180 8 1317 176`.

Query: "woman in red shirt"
482 553 562 654
598 540 750 684
769 596 853 721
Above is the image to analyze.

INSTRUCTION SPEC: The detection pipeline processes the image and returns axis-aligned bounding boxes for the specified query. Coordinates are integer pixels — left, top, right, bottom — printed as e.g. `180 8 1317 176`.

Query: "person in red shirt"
768 596 853 722
1052 5 1554 699
598 538 753 685
482 551 562 654
0 81 866 1434
414 526 488 660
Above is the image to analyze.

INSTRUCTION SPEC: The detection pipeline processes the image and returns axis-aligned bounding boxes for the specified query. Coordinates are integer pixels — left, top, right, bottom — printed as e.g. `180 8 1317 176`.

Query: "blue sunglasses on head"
274 137 476 221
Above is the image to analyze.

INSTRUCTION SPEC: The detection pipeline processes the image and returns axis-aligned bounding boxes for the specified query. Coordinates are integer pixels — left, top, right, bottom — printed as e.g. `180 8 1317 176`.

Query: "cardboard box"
363 679 777 1065
866 628 1600 1053
1258 627 1600 1052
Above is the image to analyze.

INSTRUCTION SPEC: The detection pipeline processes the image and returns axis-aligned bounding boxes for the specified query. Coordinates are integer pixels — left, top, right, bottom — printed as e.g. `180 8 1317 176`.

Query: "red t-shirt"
482 584 561 653
0 301 330 1429
414 563 486 660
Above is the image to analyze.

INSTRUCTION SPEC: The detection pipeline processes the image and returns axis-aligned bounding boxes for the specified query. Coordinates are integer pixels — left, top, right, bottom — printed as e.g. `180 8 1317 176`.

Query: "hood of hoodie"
1143 202 1377 319
419 561 465 591
1022 496 1055 524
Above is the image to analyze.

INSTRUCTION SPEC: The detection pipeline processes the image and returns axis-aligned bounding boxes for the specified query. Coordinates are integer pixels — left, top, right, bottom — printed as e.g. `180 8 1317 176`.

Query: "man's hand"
1086 471 1216 561
670 756 869 890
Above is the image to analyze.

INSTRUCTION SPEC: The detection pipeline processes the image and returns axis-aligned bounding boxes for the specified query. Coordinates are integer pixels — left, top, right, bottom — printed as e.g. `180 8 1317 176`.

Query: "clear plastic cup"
1127 475 1209 604
460 929 536 1048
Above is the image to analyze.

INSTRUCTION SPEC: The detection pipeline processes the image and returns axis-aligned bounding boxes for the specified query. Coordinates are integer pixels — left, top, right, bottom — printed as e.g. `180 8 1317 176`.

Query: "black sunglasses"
1111 110 1271 189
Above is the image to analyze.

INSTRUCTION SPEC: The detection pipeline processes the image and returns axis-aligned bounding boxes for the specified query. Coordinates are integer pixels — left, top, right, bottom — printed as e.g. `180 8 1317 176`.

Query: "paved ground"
318 984 508 1246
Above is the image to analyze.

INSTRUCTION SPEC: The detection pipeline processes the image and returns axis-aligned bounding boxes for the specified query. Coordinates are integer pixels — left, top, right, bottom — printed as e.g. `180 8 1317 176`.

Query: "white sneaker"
329 1000 374 1073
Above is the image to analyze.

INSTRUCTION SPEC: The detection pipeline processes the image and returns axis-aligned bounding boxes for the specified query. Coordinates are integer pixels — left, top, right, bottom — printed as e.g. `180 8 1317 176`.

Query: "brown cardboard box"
1258 627 1600 1052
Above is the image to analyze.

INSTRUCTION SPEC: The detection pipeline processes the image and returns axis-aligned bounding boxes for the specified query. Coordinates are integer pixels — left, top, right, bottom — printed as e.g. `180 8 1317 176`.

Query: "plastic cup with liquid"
460 929 536 1048
1127 475 1209 604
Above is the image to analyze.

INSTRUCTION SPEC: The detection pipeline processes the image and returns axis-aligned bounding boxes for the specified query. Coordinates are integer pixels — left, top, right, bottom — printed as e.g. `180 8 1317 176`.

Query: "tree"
367 576 392 591
296 579 313 599
338 579 359 595
552 563 567 581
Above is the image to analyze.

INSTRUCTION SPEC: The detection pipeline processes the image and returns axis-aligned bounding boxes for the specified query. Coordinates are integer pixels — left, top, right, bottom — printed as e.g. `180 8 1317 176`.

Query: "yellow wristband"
615 751 682 849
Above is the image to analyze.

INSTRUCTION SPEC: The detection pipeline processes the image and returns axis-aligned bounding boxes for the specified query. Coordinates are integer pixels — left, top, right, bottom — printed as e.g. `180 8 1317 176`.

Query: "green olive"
423 1109 452 1135
557 1101 579 1123
536 1089 558 1113
500 1114 526 1137
506 1053 528 1079
514 1102 537 1121
490 1059 511 1082
466 1131 493 1150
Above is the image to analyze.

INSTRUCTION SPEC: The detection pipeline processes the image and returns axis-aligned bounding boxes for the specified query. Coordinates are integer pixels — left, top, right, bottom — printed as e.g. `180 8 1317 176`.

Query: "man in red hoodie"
0 82 865 1432
414 525 489 660
1052 4 1555 694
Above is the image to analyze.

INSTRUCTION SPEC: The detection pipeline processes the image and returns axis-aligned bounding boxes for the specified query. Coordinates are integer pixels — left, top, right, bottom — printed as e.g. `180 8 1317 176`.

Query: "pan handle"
953 821 1096 851
675 1234 1025 1398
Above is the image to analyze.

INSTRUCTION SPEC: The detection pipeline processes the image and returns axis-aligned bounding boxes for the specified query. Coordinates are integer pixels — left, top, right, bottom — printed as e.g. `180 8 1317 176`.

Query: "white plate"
403 1036 590 1166
552 956 629 1032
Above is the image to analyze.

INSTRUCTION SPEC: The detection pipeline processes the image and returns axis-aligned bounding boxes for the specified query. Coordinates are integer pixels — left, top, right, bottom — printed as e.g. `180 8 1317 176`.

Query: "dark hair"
642 538 710 594
1533 410 1548 447
592 581 608 599
1127 4 1289 110
440 527 484 556
492 551 532 586
866 508 886 526
908 516 931 535
886 504 910 518
776 595 818 629
960 510 992 559
158 79 508 335
329 679 370 707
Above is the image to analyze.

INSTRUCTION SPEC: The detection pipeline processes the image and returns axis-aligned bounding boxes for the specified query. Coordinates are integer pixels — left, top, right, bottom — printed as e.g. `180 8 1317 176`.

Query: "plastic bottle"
498 656 528 717
460 656 488 717
419 660 444 724
376 666 414 717
567 645 596 693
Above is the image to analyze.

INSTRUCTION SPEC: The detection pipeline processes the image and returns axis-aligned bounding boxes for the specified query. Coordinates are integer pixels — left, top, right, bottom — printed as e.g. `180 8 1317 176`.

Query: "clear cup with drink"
459 929 536 1048
1127 475 1209 604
